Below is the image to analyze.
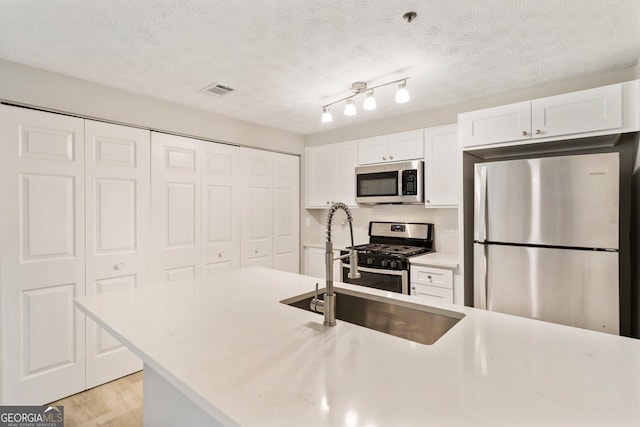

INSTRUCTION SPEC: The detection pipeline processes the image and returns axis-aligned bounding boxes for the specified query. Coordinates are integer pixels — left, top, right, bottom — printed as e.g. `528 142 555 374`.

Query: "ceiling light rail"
321 77 411 123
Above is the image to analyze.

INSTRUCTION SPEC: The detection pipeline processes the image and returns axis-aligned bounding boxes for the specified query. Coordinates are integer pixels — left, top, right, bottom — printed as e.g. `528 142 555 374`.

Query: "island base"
143 363 225 427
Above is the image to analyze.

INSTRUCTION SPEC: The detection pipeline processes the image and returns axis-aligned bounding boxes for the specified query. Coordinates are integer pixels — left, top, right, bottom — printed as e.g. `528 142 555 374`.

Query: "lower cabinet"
304 247 341 282
410 265 454 304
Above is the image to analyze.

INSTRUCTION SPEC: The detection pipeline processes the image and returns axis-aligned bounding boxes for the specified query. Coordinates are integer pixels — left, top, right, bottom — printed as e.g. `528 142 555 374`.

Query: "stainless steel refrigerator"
473 152 620 334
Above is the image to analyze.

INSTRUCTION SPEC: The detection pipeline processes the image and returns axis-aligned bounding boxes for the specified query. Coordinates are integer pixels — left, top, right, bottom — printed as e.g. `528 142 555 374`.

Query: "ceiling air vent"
201 83 235 96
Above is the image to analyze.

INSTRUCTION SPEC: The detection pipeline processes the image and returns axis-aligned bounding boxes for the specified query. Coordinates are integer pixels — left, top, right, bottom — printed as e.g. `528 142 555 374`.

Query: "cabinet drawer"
410 265 453 289
410 283 453 304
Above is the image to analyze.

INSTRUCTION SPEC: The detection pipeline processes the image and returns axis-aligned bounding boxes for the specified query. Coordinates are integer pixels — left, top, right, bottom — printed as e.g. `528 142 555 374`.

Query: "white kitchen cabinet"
84 120 148 389
531 83 622 138
358 129 423 165
459 83 625 148
458 101 531 147
304 246 341 281
305 140 357 208
241 148 300 273
424 124 459 207
410 265 454 304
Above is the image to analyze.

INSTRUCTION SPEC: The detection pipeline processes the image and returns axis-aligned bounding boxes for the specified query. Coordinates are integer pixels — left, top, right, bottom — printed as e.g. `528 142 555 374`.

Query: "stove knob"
390 261 397 269
381 259 388 267
367 257 375 265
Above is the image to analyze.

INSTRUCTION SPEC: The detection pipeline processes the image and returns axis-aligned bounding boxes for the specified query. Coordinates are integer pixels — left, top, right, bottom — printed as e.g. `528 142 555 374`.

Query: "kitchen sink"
281 287 464 345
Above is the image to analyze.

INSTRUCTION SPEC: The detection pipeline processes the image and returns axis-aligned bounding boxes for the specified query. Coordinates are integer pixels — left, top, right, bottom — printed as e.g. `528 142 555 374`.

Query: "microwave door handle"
477 166 488 242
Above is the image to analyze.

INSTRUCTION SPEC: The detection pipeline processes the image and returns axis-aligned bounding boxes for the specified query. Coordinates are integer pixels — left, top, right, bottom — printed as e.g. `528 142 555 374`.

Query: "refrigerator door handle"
474 244 488 309
476 166 488 242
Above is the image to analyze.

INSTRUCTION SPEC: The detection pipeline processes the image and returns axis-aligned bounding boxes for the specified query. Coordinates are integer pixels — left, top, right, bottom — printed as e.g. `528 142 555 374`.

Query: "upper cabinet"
459 81 639 149
306 140 358 208
358 129 424 165
424 124 458 208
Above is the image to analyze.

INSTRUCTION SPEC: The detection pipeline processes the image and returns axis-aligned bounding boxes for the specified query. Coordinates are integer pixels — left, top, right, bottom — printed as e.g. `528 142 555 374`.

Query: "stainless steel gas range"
340 222 434 294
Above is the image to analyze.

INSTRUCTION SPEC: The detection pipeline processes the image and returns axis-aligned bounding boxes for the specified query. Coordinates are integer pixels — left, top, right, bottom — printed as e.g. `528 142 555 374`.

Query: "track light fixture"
320 77 410 123
321 107 333 123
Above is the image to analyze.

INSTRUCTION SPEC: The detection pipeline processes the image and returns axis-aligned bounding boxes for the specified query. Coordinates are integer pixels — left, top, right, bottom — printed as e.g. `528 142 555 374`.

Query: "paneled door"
272 153 299 273
0 105 86 404
240 148 273 268
151 132 201 284
201 142 241 276
84 120 149 388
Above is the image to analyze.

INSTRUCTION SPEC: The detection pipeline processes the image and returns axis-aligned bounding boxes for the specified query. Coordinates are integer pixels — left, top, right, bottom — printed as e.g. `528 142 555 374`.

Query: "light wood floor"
50 371 143 427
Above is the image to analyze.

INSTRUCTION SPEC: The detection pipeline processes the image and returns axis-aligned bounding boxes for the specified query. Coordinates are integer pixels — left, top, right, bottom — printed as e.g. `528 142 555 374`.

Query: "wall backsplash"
302 205 458 254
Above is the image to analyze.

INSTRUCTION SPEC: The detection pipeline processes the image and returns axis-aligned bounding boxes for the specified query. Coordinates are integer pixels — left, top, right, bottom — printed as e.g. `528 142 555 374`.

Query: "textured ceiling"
0 0 639 135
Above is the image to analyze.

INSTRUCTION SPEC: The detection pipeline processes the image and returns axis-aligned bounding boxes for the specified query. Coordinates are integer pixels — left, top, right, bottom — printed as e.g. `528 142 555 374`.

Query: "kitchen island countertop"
75 267 640 426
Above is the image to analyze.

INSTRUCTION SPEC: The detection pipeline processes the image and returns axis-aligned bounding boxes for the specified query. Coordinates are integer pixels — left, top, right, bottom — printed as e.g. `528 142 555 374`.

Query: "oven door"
341 263 408 294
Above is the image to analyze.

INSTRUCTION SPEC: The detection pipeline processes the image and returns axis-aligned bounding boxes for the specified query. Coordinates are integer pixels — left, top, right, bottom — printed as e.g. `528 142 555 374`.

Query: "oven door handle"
342 263 405 276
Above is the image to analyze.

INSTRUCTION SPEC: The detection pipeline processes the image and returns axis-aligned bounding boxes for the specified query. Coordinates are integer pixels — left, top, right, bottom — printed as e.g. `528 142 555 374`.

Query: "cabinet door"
410 283 453 304
0 105 86 404
333 141 358 206
201 142 241 276
84 120 147 388
241 148 273 268
531 83 622 138
389 129 424 161
358 135 389 165
305 145 335 208
459 101 532 147
424 124 458 207
151 132 201 284
304 247 341 281
272 153 300 273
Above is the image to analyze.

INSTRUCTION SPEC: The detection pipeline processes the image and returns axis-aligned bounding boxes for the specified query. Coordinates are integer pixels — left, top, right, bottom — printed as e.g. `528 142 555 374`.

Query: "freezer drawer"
474 244 619 334
474 153 619 249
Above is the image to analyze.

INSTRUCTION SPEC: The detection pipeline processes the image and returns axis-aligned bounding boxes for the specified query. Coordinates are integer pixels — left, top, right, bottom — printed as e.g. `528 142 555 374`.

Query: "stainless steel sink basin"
281 287 464 345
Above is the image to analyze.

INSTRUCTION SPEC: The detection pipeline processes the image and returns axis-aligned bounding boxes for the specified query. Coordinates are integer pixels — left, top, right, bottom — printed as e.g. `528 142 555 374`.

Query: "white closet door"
84 120 148 388
151 132 201 284
201 142 241 277
272 153 300 273
0 105 86 404
241 148 273 268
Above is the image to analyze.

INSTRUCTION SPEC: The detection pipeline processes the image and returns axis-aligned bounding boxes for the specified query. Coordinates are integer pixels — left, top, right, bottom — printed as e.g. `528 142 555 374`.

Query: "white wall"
0 59 304 155
303 206 458 253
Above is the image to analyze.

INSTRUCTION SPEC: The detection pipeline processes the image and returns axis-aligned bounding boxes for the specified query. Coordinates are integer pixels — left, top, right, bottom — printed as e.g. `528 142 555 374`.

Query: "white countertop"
410 252 459 269
76 268 640 427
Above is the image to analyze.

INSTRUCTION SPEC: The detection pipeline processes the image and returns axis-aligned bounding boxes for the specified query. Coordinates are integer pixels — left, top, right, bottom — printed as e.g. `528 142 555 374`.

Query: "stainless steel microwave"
355 160 424 204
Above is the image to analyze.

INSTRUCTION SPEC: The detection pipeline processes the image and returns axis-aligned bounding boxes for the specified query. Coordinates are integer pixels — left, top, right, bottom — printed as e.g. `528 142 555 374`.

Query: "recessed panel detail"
21 174 75 262
207 185 232 244
19 125 74 161
165 183 195 247
95 275 136 354
274 189 293 238
94 137 136 167
95 179 136 254
207 153 232 176
165 266 196 283
250 188 271 239
166 146 196 171
22 283 76 377
206 262 231 276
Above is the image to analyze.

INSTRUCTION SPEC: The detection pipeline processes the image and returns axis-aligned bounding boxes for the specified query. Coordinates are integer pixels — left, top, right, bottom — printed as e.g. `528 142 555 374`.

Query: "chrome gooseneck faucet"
310 202 360 326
